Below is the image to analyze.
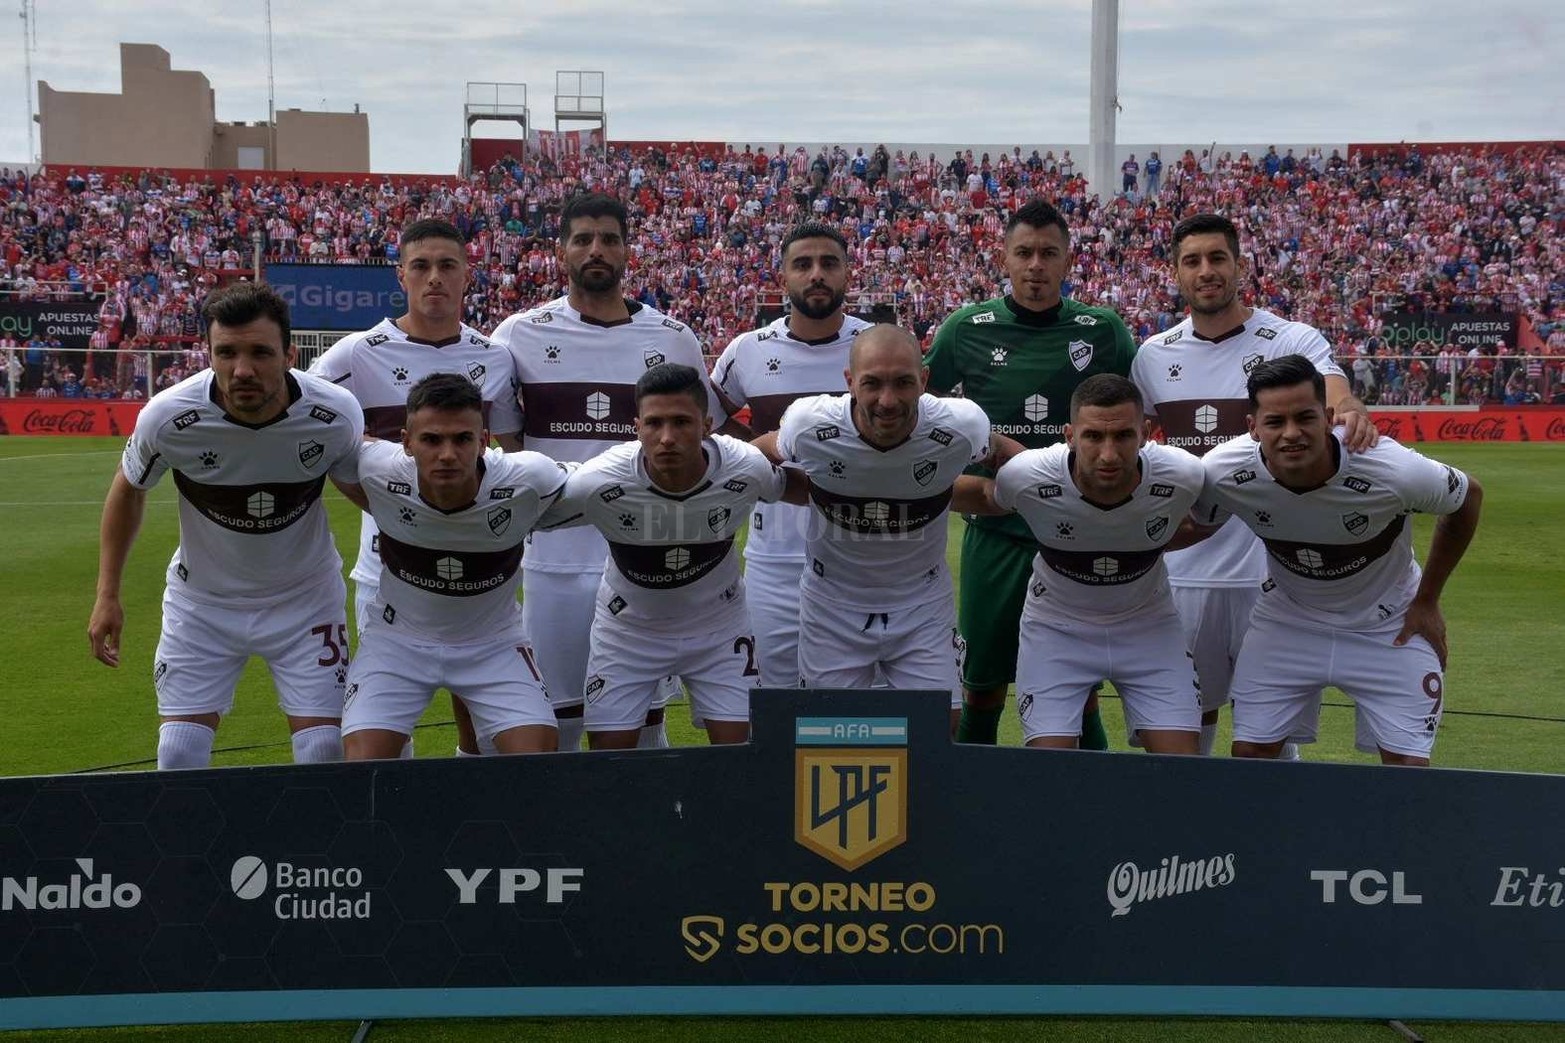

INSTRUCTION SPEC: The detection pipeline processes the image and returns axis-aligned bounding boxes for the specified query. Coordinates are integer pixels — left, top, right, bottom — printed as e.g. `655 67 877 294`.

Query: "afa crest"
794 717 908 871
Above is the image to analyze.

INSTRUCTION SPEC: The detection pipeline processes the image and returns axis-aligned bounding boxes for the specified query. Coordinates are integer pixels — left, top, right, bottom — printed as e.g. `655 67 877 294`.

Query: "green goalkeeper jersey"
924 294 1137 540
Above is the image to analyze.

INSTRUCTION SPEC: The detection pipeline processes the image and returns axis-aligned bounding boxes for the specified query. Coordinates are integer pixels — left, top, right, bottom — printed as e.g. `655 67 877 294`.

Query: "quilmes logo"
229 855 371 920
795 717 908 871
1106 852 1236 917
1 859 142 911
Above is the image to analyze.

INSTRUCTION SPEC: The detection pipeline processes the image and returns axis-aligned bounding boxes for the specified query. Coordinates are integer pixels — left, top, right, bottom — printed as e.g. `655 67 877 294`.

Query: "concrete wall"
39 43 214 169
210 123 272 169
276 109 370 173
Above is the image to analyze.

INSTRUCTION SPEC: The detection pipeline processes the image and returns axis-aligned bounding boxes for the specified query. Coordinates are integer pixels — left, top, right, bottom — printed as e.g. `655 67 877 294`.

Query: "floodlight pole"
1087 0 1120 201
20 0 37 163
265 0 276 170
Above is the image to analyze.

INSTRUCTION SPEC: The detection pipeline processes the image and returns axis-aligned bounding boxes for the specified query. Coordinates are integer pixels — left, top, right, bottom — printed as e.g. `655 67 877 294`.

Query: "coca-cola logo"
1436 417 1507 441
1373 417 1405 439
22 409 99 434
1546 418 1565 440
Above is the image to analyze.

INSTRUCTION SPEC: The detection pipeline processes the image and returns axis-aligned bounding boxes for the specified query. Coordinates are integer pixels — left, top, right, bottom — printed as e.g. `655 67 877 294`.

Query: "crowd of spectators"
1 139 1560 402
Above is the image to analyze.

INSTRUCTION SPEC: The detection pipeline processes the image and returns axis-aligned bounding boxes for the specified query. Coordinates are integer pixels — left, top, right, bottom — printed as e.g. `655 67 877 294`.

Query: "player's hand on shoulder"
1336 405 1379 453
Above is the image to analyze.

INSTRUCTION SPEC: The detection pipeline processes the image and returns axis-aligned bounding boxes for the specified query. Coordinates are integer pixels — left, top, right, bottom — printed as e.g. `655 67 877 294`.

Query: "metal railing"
1344 353 1563 406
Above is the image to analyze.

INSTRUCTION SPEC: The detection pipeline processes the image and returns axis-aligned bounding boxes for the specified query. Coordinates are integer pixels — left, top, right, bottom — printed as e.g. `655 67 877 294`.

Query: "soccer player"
538 363 801 749
1192 355 1482 765
925 199 1138 747
710 221 872 687
1131 213 1377 757
310 218 524 756
334 374 566 760
88 282 364 769
757 325 1018 732
975 375 1204 754
491 194 730 752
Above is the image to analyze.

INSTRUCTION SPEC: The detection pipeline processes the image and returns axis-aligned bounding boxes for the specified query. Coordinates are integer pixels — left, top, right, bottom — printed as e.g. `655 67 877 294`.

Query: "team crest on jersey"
1343 476 1372 494
487 505 512 537
912 459 938 487
1162 331 1181 345
707 506 732 534
490 487 514 499
662 318 685 332
1036 483 1063 499
606 596 626 616
298 440 325 469
1242 353 1265 375
970 311 996 324
467 362 486 383
1342 511 1370 537
172 409 201 430
1146 516 1170 541
814 424 841 441
928 427 953 446
529 312 554 324
1233 469 1257 485
1148 483 1174 498
309 405 339 424
586 674 606 701
1074 314 1099 326
599 485 625 503
723 478 748 493
365 333 390 347
1255 328 1278 340
1068 340 1093 371
387 480 412 495
644 350 666 368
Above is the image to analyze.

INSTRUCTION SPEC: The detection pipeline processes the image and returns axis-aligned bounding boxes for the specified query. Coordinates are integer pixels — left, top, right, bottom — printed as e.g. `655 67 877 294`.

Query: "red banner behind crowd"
0 400 145 436
1371 408 1565 442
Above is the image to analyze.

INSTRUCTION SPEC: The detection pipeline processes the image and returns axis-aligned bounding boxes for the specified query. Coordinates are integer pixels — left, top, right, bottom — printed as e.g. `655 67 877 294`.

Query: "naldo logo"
230 855 371 921
0 858 142 912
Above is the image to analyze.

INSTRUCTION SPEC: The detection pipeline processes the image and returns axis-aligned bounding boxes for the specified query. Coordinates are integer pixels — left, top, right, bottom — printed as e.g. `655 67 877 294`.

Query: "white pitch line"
0 450 121 463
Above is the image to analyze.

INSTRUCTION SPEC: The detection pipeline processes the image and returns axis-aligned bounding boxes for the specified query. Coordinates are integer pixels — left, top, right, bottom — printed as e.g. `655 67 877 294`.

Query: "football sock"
1199 723 1218 757
556 716 584 752
400 736 414 759
956 704 1003 745
454 746 481 758
157 721 215 770
638 722 670 749
290 725 342 764
1281 741 1302 762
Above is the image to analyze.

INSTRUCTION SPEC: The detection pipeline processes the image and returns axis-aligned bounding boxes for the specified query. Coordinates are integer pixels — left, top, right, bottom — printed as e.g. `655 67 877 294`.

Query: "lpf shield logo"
298 440 324 468
912 459 937 487
1342 511 1370 536
1068 339 1093 371
795 717 908 871
487 505 512 537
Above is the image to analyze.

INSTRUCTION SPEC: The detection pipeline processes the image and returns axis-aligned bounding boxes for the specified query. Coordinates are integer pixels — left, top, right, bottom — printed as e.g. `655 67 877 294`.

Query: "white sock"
637 721 670 749
1281 741 1302 762
290 725 342 764
556 715 584 752
455 745 482 758
158 721 215 770
1198 723 1218 757
400 736 415 759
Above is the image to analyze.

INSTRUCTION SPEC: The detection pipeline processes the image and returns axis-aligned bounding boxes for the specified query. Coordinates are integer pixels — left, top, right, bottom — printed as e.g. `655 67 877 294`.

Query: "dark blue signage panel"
0 690 1561 1029
264 264 405 331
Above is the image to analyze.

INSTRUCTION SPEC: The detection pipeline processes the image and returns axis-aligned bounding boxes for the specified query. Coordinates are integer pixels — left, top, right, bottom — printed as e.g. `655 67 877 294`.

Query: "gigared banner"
1370 408 1565 442
0 399 144 436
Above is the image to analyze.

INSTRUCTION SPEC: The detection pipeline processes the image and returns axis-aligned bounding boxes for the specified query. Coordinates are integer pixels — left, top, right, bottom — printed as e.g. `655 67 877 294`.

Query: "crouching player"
336 373 568 759
538 363 804 750
969 374 1205 753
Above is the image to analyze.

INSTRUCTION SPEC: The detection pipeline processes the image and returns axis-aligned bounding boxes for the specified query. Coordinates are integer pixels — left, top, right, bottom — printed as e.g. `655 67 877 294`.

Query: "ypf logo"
794 716 908 871
1194 404 1219 434
1023 395 1048 423
585 392 611 421
681 914 725 963
246 492 275 519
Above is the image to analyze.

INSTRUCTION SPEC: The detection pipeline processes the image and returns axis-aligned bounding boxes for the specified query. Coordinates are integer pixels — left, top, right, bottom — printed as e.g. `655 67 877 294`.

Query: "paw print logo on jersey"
828 460 846 477
1254 510 1272 526
392 367 409 382
1194 404 1219 434
1167 363 1182 380
1055 522 1074 539
990 346 1008 366
398 506 416 525
544 345 562 361
766 358 782 373
199 450 220 468
618 512 637 530
334 665 347 686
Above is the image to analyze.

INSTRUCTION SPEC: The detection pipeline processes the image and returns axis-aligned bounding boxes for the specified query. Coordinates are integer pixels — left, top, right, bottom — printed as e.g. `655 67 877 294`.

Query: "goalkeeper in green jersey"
924 200 1137 747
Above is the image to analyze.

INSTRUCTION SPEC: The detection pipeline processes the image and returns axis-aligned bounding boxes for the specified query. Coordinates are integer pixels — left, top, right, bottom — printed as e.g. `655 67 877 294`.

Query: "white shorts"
154 574 348 719
341 619 555 742
1015 603 1201 743
353 580 378 638
522 568 599 711
1170 584 1260 712
745 557 805 688
1230 610 1445 758
798 590 963 707
583 600 754 733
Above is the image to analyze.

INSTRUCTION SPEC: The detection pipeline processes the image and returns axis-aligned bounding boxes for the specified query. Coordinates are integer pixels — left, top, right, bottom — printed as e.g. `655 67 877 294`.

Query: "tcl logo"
1310 869 1423 905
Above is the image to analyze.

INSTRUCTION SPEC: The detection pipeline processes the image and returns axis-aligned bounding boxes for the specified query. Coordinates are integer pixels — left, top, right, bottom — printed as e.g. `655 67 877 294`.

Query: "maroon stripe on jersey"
608 538 734 589
171 471 326 534
363 402 495 440
378 531 524 597
747 392 823 436
132 452 162 486
521 382 637 441
1037 546 1163 586
1154 399 1249 457
1261 514 1406 582
808 487 952 535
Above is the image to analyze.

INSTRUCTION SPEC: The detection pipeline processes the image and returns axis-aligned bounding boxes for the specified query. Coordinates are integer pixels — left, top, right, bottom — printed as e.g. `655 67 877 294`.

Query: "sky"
2 0 1560 173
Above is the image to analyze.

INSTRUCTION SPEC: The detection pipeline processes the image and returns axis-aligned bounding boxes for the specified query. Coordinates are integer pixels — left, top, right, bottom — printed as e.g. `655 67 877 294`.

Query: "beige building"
38 43 370 172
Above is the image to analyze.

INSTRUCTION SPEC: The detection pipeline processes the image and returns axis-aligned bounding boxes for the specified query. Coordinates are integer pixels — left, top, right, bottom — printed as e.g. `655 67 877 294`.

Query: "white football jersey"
1194 431 1470 629
1131 308 1344 588
711 314 872 564
491 297 717 574
994 442 1205 623
541 435 786 631
777 393 990 609
309 317 523 586
355 441 567 641
121 369 363 603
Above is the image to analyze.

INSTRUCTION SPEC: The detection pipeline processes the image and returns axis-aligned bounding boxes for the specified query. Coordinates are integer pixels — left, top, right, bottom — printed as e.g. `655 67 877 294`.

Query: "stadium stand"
0 141 1559 402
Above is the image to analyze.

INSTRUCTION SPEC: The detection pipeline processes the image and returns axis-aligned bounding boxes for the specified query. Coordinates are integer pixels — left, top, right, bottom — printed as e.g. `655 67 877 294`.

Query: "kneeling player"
975 375 1204 754
540 363 802 750
1193 356 1483 765
336 374 567 759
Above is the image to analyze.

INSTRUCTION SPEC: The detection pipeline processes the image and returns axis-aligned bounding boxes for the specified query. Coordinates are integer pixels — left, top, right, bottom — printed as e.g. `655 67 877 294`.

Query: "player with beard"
492 194 733 751
710 222 872 687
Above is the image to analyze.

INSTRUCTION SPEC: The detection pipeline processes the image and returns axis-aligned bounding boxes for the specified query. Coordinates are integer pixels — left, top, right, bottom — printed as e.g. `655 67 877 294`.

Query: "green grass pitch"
1 436 1561 1041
